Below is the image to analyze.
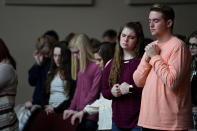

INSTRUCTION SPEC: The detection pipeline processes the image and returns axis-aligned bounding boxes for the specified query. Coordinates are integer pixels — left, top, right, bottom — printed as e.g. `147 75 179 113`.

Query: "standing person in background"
188 31 197 130
27 35 53 106
90 38 102 54
102 22 145 131
15 35 54 131
27 41 76 131
44 30 59 45
71 43 115 131
63 33 102 131
102 29 117 44
27 30 59 107
133 4 193 131
64 32 75 47
0 38 18 131
94 42 115 70
40 41 75 114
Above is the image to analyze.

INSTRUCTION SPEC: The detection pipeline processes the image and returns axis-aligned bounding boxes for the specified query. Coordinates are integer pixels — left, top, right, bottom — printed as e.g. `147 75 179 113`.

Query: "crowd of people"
0 3 197 131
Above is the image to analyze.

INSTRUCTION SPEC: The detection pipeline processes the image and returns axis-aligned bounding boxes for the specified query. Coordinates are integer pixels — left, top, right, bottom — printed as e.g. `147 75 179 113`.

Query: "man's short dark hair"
102 29 117 40
44 30 59 41
150 4 175 30
150 4 175 22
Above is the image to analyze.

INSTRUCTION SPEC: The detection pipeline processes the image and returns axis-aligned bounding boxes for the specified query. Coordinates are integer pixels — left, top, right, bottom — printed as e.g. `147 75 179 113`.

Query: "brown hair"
108 22 145 86
150 4 175 31
45 41 73 95
69 33 95 80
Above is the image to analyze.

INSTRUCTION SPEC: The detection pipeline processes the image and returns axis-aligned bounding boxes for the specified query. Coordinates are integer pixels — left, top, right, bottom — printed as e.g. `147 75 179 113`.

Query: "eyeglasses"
189 43 197 48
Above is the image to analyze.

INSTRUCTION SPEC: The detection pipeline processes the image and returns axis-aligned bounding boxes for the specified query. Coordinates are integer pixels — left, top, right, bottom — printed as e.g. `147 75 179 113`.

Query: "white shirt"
84 94 112 130
49 74 69 108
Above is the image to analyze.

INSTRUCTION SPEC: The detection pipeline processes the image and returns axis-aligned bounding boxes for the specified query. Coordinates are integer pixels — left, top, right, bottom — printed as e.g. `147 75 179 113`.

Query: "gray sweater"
0 63 18 131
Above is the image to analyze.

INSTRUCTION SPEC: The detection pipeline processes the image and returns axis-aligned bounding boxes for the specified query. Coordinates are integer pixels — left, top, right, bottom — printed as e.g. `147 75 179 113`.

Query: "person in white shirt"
26 41 76 131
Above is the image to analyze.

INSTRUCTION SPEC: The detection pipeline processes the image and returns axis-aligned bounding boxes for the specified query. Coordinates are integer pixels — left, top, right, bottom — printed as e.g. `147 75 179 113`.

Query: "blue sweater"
28 58 51 105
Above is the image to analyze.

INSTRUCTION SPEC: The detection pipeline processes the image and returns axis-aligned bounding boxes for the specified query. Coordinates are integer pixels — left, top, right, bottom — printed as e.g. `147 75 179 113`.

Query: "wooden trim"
125 0 197 5
5 0 93 6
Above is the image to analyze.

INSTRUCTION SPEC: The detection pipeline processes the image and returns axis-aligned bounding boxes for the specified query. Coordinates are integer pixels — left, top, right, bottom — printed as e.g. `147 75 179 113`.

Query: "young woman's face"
70 47 80 59
94 53 104 69
120 27 137 51
40 44 51 58
189 37 197 57
53 47 61 67
149 11 169 38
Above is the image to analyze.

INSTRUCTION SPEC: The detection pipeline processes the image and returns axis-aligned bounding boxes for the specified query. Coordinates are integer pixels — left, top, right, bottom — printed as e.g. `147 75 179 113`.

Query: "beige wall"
0 0 197 104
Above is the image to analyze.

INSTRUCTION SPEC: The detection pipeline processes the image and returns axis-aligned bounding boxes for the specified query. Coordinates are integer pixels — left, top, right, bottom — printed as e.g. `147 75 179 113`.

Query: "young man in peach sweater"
133 4 193 131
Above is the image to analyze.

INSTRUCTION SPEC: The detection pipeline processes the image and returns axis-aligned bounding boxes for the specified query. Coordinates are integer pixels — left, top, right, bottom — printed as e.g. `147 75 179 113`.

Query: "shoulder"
104 59 112 68
135 56 142 63
103 59 113 73
86 61 102 73
88 61 100 69
0 63 15 73
170 36 186 48
171 36 190 54
0 63 16 82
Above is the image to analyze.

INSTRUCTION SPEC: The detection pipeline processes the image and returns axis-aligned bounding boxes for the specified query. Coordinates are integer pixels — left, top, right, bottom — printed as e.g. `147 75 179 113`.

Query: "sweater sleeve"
39 87 49 108
133 53 152 87
84 65 102 106
68 85 78 110
54 99 71 113
69 64 101 110
84 98 101 115
149 43 191 90
0 64 14 88
28 64 42 86
101 60 114 100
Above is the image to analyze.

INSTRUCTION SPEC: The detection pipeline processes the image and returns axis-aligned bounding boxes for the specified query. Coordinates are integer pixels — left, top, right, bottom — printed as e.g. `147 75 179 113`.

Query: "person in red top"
102 22 145 131
133 4 193 131
63 33 102 131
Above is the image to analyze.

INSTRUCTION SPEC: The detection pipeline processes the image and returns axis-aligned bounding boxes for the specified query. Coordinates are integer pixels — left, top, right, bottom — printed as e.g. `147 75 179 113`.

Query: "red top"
102 57 142 129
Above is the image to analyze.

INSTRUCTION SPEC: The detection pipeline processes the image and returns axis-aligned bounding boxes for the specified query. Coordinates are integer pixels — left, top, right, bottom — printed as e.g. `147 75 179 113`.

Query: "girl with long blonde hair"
63 33 102 131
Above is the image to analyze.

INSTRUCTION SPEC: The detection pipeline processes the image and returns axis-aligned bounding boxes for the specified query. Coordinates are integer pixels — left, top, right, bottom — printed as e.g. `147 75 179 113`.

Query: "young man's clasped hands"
145 43 160 63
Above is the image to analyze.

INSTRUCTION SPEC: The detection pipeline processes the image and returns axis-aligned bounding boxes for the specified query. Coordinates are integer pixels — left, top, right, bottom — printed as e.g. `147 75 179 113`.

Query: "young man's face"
149 11 169 38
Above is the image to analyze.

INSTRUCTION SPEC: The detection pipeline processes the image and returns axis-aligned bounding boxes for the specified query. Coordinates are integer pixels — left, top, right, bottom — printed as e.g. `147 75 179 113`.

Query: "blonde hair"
69 33 95 80
35 35 53 51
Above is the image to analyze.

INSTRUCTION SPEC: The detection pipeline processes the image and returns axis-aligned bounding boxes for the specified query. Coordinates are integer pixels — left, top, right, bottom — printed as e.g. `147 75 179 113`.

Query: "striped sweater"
0 63 18 131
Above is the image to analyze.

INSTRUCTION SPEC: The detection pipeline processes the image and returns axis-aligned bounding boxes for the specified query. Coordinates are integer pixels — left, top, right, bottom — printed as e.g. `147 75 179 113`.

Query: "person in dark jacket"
188 31 197 129
27 35 53 106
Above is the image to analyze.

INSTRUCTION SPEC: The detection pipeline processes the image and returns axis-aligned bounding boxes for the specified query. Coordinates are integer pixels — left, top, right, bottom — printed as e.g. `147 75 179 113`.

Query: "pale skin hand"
119 82 130 95
63 109 77 120
111 84 121 97
25 101 33 108
71 110 85 125
33 50 44 65
145 43 160 61
44 105 54 115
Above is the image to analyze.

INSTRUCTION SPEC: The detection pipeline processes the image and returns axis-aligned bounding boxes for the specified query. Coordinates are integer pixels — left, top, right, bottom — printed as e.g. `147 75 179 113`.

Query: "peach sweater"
133 36 193 130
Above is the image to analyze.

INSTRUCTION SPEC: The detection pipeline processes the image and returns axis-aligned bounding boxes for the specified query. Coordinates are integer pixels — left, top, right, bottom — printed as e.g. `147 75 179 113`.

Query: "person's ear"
167 19 173 28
